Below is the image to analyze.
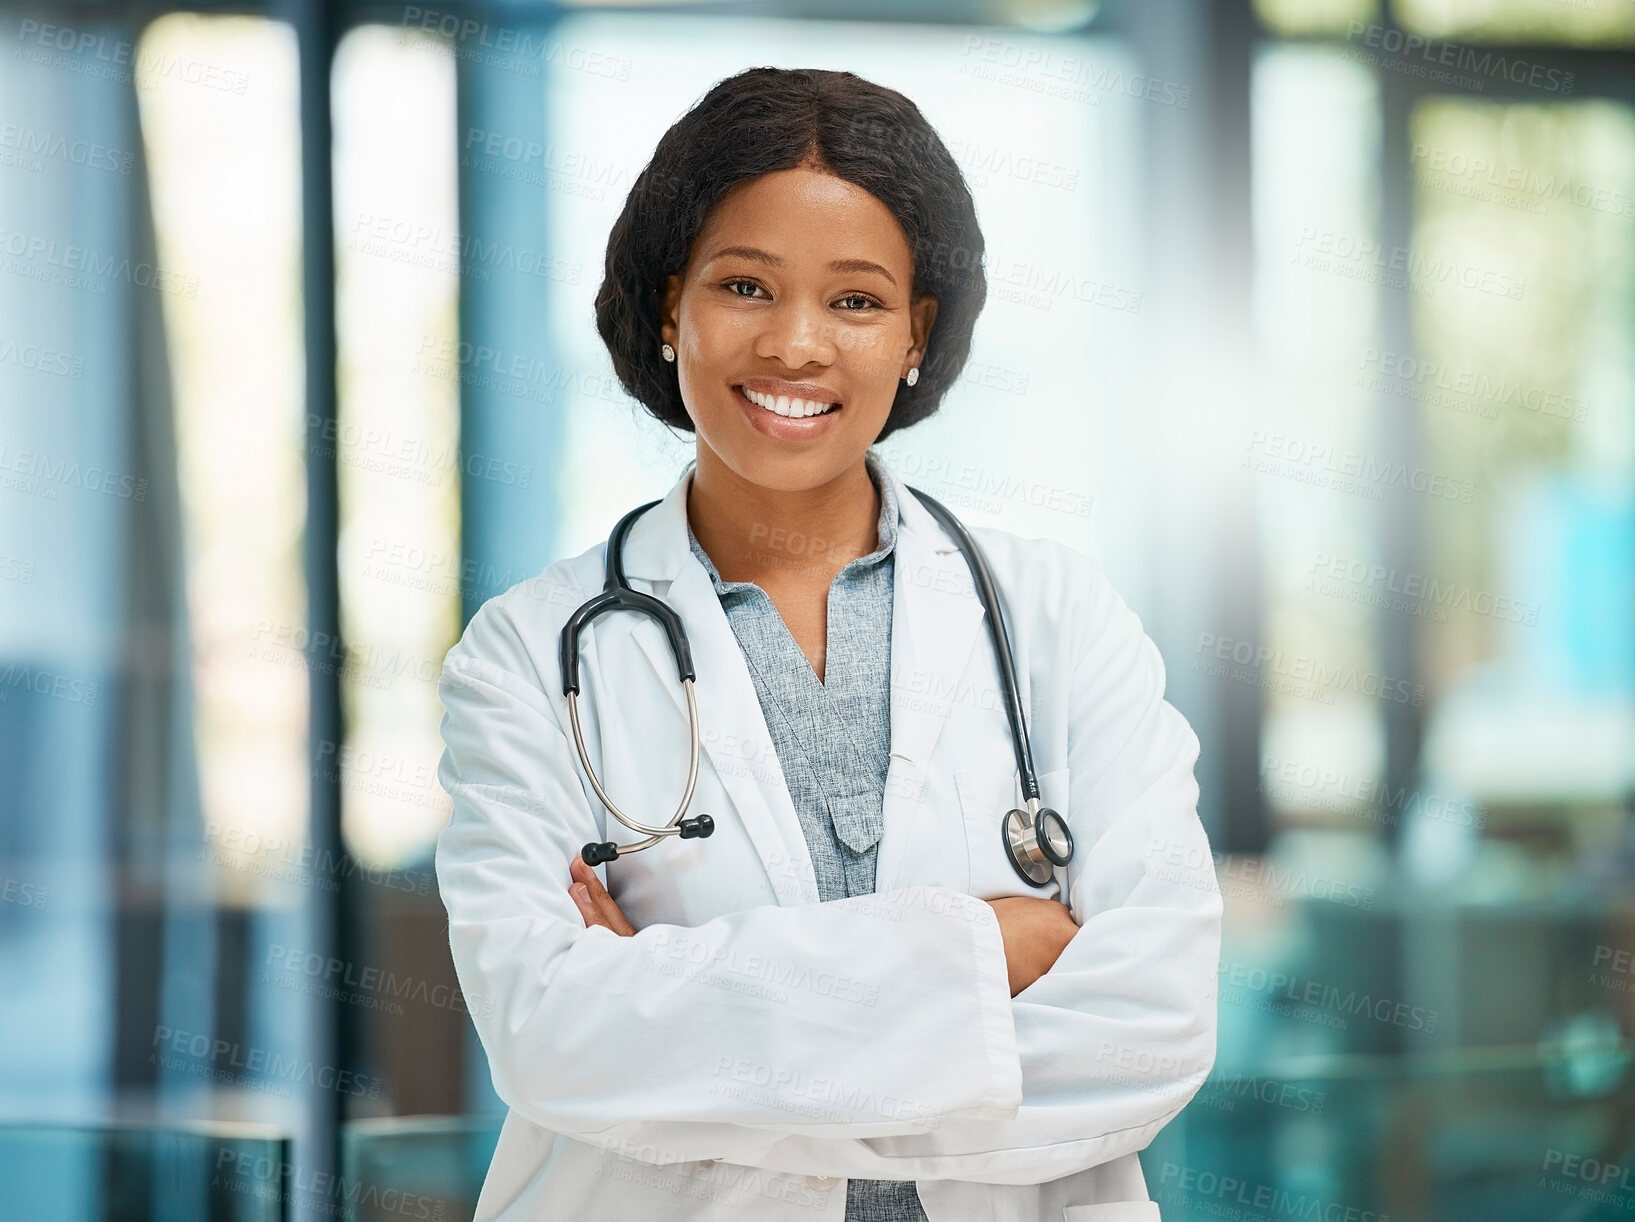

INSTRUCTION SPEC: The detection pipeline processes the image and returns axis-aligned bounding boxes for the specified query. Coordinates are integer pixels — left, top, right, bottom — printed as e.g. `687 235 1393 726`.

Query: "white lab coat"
434 456 1221 1222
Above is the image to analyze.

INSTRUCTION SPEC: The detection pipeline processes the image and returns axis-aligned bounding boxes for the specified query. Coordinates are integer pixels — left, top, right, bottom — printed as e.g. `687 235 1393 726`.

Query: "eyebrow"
704 245 898 288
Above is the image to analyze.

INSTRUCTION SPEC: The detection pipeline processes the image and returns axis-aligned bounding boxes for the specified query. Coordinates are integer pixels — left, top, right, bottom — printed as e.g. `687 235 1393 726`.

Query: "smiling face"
659 164 938 493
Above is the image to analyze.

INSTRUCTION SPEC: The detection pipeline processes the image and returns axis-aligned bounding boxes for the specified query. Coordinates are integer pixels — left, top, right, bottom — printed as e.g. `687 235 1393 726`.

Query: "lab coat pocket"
954 765 1069 901
1062 1202 1161 1221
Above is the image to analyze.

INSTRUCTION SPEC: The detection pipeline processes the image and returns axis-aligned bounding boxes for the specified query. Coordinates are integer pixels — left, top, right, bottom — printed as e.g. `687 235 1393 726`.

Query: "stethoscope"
558 484 1074 888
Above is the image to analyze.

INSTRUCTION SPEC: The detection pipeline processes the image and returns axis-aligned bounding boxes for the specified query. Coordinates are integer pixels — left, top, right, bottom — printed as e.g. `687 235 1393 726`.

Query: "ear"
660 274 683 350
905 292 939 373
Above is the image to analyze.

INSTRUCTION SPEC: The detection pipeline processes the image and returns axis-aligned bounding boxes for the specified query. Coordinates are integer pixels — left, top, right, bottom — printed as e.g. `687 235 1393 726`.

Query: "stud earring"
905 367 919 387
661 343 676 363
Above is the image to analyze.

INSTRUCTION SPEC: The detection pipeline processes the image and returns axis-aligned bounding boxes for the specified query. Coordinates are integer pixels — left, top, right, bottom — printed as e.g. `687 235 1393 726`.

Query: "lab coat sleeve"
726 554 1223 1184
434 588 1025 1159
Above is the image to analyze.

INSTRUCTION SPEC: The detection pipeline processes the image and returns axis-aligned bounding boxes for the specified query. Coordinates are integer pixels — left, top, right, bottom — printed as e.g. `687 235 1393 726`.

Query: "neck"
687 445 881 587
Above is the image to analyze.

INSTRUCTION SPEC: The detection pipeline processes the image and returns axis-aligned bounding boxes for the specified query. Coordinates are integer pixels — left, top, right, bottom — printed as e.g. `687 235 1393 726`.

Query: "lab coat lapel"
874 478 987 892
629 560 822 906
619 466 821 906
615 460 987 905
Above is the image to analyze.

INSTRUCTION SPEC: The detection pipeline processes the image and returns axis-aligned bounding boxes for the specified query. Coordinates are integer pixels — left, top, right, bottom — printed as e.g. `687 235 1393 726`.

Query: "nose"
751 294 837 369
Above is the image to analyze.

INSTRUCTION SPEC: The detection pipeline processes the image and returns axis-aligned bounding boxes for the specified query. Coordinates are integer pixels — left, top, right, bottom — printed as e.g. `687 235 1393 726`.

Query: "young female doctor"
435 67 1221 1222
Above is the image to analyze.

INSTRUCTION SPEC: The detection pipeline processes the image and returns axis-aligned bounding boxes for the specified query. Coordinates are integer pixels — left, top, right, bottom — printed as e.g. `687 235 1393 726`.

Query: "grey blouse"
684 452 928 1222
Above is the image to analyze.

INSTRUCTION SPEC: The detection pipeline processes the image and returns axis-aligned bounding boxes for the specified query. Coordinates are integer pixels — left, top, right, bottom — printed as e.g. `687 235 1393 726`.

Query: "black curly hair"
594 66 987 443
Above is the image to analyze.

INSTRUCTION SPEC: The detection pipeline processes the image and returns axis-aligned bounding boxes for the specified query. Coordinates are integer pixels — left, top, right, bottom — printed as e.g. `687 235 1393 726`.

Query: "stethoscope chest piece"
568 482 1077 889
1003 801 1075 887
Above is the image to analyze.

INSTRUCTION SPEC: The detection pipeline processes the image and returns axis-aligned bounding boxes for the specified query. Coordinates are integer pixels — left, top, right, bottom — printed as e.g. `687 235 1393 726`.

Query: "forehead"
692 168 913 271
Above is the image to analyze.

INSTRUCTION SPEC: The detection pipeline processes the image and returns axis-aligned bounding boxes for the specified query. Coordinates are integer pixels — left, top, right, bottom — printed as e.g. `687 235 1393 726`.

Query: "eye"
836 293 881 311
722 278 767 300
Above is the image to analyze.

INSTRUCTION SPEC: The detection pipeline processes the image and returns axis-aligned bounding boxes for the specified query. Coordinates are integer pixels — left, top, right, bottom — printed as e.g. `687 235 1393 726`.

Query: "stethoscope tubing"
901 485 1041 804
558 481 1065 878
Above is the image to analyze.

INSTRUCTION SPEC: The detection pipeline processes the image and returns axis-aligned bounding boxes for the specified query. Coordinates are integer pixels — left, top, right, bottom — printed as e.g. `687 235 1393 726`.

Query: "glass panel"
341 1116 502 1222
0 1 307 1136
1393 0 1635 46
1143 1040 1635 1221
1249 45 1390 845
0 1123 289 1222
136 12 309 911
1256 0 1381 38
1409 97 1635 850
327 21 467 1124
331 23 461 873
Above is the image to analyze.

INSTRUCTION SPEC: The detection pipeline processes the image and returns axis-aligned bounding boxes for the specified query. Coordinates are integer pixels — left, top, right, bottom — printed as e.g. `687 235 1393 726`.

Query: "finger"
572 854 608 896
570 859 636 936
570 882 606 930
594 889 637 937
573 860 630 923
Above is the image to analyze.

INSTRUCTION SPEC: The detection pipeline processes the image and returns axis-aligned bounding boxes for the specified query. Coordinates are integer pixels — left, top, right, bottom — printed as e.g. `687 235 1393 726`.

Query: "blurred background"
2 0 1633 1217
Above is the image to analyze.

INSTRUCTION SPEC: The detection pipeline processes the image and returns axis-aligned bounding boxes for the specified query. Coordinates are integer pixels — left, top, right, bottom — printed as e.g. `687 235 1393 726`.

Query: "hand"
984 895 1079 997
568 856 637 936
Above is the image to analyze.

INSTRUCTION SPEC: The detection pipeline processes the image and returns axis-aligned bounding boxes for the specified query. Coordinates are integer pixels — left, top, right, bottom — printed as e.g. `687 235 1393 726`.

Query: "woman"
435 67 1221 1222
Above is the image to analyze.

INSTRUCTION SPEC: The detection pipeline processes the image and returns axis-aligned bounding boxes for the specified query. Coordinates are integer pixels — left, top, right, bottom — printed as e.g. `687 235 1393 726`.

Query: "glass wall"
2 0 1633 1218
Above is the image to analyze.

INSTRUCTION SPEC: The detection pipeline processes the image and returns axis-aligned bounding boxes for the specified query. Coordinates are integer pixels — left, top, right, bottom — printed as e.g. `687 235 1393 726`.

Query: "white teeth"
742 387 837 419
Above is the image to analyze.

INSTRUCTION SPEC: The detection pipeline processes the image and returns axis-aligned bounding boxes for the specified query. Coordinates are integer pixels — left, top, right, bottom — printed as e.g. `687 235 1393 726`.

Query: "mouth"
734 384 843 419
